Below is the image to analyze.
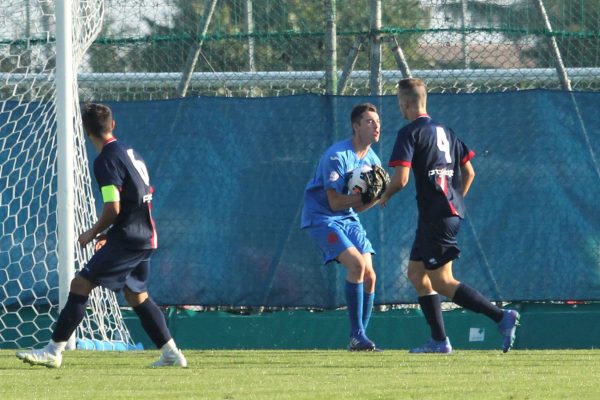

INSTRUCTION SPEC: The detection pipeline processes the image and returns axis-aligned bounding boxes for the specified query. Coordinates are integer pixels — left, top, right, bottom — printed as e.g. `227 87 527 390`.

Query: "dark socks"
418 294 447 341
452 283 504 322
133 297 172 348
51 292 89 342
345 281 364 334
362 291 374 331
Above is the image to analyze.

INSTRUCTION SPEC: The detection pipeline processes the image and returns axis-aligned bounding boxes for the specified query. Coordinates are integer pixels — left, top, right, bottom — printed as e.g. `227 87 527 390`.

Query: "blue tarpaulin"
2 91 600 308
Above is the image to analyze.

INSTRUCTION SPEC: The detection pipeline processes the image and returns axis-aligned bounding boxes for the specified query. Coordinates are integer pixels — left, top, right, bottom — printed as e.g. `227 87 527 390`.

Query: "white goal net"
0 0 136 350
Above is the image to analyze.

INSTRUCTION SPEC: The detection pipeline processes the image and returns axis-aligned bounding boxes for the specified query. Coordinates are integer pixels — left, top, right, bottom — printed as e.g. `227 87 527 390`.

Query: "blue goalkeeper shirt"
301 138 381 228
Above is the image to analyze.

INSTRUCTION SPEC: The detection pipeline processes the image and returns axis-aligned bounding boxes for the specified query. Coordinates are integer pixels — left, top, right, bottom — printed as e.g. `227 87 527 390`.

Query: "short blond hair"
398 78 427 104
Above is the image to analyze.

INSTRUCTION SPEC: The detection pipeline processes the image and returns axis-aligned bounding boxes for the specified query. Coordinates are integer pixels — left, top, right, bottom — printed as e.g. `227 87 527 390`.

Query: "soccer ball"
347 165 372 194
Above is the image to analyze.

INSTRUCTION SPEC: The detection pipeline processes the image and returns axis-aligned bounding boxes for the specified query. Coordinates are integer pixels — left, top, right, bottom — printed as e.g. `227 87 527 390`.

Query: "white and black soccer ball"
347 165 372 194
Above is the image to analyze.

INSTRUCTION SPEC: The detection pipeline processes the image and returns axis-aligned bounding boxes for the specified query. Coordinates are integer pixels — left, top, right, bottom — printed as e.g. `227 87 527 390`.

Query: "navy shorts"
305 219 375 264
77 241 153 293
410 216 461 270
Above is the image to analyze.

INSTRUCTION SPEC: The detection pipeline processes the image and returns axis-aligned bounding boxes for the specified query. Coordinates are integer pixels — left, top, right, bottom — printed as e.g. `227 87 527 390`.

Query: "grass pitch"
1 349 598 399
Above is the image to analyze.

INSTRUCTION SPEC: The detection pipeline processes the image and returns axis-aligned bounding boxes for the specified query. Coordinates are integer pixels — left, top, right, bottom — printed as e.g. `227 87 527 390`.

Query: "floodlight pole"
56 0 76 349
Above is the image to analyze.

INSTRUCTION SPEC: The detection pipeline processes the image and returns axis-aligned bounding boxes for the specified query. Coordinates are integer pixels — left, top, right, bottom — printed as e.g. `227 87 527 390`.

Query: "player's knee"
364 271 376 292
407 268 424 287
364 268 376 285
351 259 368 275
69 276 95 295
430 279 460 298
344 260 367 282
124 288 148 307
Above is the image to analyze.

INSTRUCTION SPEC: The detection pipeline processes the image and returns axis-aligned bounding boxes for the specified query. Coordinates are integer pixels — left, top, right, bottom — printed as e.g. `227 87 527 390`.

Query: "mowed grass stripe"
1 350 598 399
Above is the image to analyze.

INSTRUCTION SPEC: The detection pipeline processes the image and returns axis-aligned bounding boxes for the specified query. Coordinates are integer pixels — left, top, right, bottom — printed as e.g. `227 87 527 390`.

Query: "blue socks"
52 292 89 342
345 283 375 334
362 291 375 331
345 281 364 335
133 297 172 348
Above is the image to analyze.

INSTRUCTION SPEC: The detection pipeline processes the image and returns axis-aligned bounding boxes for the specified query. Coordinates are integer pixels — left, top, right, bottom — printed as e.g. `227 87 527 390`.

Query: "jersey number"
436 127 452 163
127 149 150 186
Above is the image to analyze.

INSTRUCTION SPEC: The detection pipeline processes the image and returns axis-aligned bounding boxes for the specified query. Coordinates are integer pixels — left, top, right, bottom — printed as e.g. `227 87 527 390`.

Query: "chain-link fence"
41 0 595 100
1 1 599 322
3 1 598 100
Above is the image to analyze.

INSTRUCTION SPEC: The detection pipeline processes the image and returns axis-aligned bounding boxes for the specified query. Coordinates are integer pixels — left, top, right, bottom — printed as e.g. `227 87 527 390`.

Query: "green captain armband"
101 185 120 203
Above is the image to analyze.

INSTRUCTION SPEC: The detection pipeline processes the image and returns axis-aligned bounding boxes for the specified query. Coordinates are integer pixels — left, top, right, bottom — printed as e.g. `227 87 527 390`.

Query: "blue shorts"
77 241 153 293
305 219 375 264
410 216 461 270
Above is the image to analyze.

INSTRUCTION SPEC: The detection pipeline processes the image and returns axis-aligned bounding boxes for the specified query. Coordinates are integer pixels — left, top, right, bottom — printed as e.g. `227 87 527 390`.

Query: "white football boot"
16 348 62 368
151 348 187 368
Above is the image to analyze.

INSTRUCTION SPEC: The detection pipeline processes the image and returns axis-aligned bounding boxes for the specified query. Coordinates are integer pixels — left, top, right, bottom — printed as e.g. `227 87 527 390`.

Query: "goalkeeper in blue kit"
380 78 519 353
301 103 389 351
16 103 186 368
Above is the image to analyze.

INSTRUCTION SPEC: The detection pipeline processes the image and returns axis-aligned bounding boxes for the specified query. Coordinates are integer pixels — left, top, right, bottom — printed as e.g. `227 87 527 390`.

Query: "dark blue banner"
103 91 600 306
2 91 600 308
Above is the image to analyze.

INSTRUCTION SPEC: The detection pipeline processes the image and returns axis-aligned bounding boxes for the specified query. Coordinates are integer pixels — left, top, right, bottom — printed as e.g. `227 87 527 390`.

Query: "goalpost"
0 0 137 350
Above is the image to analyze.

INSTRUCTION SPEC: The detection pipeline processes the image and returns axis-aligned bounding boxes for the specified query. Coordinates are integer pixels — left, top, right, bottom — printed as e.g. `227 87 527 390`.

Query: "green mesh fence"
3 1 599 99
59 0 600 100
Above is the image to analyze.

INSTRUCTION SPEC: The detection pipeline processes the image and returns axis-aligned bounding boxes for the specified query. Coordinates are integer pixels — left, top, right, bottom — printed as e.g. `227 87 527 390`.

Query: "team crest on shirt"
329 171 340 182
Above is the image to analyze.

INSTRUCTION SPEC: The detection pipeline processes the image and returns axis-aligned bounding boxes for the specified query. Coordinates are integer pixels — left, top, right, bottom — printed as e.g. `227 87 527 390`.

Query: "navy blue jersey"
93 139 157 249
388 116 474 220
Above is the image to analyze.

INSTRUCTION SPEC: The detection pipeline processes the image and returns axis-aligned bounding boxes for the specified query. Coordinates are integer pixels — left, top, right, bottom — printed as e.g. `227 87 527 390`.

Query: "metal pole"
369 0 382 95
176 0 218 97
535 0 571 90
56 0 76 350
389 36 412 78
324 0 337 95
245 0 255 72
536 1 600 183
337 36 364 95
461 0 470 69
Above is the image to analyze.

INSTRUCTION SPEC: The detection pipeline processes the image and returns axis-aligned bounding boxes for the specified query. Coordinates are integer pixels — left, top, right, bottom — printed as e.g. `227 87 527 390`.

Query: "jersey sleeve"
93 156 125 189
453 131 475 165
388 128 414 168
321 152 347 194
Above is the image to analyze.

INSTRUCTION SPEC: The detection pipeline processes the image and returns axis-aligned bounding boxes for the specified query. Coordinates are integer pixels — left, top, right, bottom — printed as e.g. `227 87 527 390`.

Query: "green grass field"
1 349 598 399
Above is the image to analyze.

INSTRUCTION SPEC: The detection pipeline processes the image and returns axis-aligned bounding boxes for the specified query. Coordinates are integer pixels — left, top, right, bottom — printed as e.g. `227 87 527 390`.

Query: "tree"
436 0 600 69
87 0 431 74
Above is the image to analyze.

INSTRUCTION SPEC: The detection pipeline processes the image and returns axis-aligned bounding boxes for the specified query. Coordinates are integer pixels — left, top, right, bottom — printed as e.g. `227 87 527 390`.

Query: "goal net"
0 1 137 350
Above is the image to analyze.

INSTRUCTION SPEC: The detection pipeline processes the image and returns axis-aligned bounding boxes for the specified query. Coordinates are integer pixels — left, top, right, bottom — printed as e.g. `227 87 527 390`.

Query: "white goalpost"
0 0 138 350
55 0 77 350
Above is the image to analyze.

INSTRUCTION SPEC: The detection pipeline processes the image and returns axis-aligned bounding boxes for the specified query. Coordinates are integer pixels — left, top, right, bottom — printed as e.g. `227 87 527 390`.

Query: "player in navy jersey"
17 103 186 368
379 78 519 353
301 103 383 351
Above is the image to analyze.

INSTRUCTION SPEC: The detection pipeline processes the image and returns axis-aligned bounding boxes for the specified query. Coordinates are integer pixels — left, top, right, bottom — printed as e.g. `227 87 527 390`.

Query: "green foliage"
436 0 600 68
88 0 430 74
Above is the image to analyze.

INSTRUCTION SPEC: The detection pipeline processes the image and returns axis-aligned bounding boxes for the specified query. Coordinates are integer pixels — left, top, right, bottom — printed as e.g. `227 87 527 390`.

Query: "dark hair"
350 103 378 125
81 103 113 138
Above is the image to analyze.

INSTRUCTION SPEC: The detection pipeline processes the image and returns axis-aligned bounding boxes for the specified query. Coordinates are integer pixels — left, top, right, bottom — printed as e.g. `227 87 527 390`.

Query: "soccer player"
301 103 383 351
16 103 187 368
379 78 519 353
